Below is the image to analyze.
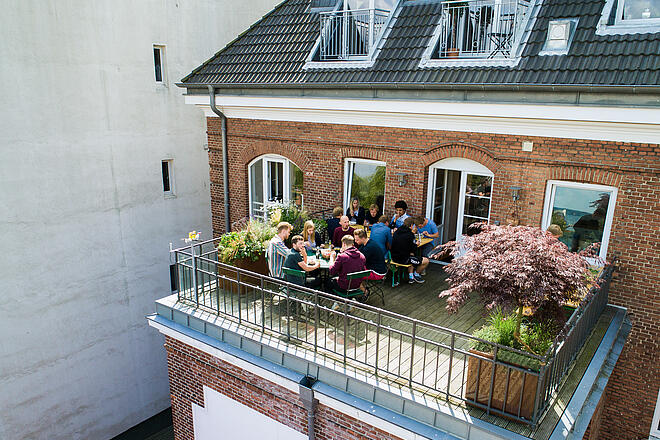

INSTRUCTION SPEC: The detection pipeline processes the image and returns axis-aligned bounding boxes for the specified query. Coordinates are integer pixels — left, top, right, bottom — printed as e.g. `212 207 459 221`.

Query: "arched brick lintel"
236 139 309 173
422 142 501 173
550 166 623 188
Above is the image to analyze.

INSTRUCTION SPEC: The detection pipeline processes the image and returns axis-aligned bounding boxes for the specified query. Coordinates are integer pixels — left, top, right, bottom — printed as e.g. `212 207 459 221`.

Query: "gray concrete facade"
0 1 279 439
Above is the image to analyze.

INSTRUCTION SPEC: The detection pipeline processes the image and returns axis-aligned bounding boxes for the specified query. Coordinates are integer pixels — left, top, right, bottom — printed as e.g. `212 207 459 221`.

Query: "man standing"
332 215 355 248
267 222 292 279
328 235 367 293
283 235 321 287
391 217 429 284
354 229 387 279
415 216 440 257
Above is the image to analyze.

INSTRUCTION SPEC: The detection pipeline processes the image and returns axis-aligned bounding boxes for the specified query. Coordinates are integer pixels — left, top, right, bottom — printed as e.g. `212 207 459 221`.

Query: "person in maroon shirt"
328 235 367 293
332 215 355 248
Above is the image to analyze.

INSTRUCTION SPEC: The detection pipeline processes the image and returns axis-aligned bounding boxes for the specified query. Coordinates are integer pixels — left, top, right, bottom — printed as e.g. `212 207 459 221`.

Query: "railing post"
261 276 265 333
486 345 499 415
237 270 242 324
375 311 381 373
191 243 199 308
369 8 375 52
286 285 291 342
532 363 547 424
409 321 417 386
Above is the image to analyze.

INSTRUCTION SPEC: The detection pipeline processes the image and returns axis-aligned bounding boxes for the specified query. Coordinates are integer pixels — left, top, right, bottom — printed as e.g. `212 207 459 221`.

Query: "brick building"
149 0 660 439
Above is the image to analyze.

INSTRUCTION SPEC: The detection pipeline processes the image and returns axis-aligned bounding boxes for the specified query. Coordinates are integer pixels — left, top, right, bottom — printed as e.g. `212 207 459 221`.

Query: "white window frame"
248 154 302 218
651 387 660 439
162 159 175 198
153 44 166 85
343 158 386 214
597 0 660 35
425 157 494 241
541 180 618 262
616 0 660 24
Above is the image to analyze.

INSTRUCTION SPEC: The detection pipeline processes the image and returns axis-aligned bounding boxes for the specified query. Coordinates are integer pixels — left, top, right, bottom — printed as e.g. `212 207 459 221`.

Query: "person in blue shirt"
369 215 392 256
415 216 440 257
390 200 410 230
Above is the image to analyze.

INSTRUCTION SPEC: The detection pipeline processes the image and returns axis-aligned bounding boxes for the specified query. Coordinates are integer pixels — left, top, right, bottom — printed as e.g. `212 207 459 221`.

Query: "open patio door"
426 158 494 255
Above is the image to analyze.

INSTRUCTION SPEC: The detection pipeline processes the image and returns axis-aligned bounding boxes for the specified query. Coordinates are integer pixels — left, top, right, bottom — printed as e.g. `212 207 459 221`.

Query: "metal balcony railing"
438 0 530 59
170 237 615 427
319 8 390 60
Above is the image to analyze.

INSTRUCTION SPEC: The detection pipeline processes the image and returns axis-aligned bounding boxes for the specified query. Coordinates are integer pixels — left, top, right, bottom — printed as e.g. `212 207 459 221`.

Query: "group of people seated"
266 198 440 298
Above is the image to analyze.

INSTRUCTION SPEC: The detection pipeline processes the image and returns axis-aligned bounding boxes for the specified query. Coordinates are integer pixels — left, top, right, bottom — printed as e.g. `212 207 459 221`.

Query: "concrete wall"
0 1 280 439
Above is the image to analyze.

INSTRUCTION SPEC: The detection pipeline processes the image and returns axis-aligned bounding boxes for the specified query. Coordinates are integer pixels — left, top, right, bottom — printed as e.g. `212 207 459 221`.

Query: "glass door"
458 173 493 234
248 155 304 218
427 159 494 245
431 168 447 241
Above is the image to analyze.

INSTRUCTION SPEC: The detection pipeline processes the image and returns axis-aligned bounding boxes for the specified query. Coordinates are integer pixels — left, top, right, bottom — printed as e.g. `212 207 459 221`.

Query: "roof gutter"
208 86 231 233
180 82 660 94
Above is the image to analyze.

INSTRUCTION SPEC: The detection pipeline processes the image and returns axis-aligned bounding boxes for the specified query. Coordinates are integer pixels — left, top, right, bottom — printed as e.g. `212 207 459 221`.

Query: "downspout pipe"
208 86 230 233
299 377 318 440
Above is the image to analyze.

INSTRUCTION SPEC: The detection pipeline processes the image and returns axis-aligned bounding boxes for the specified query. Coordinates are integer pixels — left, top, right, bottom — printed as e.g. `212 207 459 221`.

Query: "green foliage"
267 202 326 237
217 219 275 263
471 308 556 371
349 165 385 211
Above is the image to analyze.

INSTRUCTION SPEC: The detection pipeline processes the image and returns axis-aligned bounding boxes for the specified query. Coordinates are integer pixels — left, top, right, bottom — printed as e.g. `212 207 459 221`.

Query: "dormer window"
618 0 659 21
318 0 394 61
433 0 530 60
597 0 660 34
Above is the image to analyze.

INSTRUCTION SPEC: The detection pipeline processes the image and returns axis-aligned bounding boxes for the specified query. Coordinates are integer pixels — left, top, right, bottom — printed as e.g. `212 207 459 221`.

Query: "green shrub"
471 308 555 371
217 219 275 263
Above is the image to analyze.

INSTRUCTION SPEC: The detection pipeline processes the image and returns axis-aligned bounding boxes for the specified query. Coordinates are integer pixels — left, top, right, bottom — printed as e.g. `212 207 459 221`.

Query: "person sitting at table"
266 222 292 279
414 216 439 257
346 197 365 225
391 217 429 284
354 229 387 280
326 206 343 242
302 220 321 250
283 235 321 287
364 204 380 227
390 200 410 230
328 235 367 294
332 215 355 248
369 215 392 256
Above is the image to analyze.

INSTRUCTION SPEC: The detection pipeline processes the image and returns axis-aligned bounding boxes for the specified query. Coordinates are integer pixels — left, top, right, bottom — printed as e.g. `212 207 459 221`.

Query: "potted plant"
216 219 275 291
440 224 591 419
267 201 327 244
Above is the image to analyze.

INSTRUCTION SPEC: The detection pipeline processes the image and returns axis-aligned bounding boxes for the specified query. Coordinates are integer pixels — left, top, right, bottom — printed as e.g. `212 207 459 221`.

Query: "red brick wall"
164 336 404 440
206 117 660 439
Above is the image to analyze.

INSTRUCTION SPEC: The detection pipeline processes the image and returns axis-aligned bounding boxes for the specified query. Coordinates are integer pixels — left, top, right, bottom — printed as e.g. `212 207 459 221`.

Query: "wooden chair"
386 251 411 287
332 270 371 302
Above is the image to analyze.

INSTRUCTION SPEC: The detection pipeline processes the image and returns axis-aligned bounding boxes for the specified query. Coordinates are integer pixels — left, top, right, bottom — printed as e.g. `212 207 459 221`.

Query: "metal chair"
364 271 386 306
332 270 371 302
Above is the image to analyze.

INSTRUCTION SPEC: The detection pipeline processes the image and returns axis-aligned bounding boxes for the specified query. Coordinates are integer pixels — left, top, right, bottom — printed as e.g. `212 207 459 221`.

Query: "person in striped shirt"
267 222 292 279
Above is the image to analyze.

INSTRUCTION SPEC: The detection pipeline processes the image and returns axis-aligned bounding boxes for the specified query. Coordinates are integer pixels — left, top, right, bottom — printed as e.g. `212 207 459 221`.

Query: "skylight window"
619 0 659 21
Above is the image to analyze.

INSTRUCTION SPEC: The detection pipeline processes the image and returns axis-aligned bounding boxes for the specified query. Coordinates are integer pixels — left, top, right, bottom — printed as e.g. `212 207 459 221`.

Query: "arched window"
248 155 303 218
425 158 494 244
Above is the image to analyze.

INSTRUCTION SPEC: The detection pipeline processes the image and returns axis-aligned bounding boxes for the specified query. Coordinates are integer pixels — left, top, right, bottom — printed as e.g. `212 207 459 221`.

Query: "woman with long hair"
346 197 365 225
302 220 321 250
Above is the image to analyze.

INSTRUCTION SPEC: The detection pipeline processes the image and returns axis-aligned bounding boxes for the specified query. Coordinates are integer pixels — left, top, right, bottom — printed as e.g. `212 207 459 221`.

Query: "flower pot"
217 254 268 294
465 349 543 421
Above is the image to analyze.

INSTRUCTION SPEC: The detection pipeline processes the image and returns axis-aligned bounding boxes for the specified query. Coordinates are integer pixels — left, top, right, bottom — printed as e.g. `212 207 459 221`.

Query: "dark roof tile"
181 0 660 87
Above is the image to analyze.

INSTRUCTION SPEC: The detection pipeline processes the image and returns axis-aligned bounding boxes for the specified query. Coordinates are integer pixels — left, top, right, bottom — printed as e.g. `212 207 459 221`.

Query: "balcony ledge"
148 294 629 440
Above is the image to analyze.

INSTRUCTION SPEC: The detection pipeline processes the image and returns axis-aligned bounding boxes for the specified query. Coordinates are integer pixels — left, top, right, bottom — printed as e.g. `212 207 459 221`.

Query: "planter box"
217 254 268 294
465 349 541 421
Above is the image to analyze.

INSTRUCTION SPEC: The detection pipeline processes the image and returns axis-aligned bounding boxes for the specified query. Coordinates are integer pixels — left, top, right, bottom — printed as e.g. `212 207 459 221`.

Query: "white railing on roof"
320 8 390 60
438 0 530 59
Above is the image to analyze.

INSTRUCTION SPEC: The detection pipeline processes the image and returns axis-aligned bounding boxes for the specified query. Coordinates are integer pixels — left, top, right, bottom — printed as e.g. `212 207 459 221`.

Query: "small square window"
162 159 175 196
169 264 178 292
153 45 165 83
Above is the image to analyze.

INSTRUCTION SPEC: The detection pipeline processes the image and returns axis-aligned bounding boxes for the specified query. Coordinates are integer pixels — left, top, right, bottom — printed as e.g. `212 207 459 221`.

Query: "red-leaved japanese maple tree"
440 224 589 339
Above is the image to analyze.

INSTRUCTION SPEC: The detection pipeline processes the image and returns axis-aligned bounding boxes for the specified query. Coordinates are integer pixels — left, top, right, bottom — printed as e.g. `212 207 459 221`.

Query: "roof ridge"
180 0 295 85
